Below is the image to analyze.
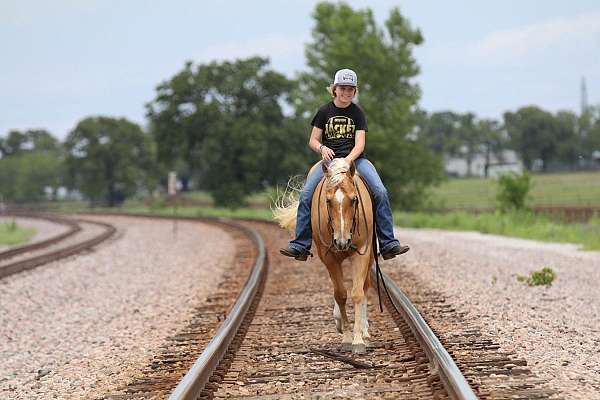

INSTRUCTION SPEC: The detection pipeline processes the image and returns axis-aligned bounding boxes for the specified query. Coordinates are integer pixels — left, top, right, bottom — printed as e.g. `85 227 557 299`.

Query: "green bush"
496 172 531 212
517 267 556 287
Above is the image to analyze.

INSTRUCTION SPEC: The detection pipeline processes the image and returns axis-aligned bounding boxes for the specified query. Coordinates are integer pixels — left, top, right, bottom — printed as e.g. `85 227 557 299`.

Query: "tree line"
418 106 600 175
1 2 599 209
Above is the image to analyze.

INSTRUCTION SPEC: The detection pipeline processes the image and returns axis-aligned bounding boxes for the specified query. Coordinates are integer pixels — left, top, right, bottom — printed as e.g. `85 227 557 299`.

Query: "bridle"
316 172 398 314
316 175 369 256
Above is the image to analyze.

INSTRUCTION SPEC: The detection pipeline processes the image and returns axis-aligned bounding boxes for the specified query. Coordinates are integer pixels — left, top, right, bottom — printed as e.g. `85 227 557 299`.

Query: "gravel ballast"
0 215 234 399
393 227 600 399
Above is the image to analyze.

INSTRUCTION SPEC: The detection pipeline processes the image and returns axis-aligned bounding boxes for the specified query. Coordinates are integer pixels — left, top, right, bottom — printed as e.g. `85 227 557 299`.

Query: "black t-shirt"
311 101 368 158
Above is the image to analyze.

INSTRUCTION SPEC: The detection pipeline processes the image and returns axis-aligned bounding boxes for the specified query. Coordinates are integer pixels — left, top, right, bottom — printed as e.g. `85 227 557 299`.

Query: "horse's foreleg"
350 256 371 354
360 296 370 341
361 258 373 341
326 262 352 346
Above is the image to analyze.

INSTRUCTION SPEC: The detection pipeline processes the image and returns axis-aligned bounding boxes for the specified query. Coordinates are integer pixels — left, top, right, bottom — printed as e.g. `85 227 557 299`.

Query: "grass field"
0 220 35 246
429 170 600 210
394 210 600 251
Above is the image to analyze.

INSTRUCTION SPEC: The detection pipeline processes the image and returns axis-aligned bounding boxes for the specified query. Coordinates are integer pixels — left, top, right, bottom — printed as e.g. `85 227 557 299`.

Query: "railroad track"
172 219 478 400
6 213 552 399
0 213 116 279
0 213 81 261
99 216 481 399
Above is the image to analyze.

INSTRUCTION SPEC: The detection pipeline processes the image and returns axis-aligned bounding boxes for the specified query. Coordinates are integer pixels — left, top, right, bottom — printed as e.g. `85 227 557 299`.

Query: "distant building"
444 150 523 177
593 150 600 168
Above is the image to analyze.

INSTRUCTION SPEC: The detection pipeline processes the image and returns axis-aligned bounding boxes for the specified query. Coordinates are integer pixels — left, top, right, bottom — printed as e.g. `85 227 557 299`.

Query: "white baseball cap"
333 68 357 87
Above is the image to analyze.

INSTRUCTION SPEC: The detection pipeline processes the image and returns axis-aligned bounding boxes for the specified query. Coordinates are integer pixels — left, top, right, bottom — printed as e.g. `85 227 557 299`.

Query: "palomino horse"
275 158 375 354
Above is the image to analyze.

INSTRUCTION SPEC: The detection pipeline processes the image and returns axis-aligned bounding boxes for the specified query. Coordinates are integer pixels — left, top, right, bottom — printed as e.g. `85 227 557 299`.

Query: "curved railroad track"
0 213 81 261
171 219 478 400
0 213 116 280
7 213 552 399
99 216 478 399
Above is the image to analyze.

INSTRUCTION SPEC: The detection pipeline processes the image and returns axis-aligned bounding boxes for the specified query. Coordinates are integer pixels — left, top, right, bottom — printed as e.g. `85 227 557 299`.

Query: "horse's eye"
352 197 358 203
326 198 331 204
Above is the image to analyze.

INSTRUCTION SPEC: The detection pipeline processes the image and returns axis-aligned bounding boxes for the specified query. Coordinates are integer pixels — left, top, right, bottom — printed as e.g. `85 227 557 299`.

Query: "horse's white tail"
272 177 303 234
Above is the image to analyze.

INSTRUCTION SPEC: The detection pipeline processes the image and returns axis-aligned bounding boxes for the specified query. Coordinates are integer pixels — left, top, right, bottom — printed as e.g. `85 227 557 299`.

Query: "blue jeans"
288 158 400 253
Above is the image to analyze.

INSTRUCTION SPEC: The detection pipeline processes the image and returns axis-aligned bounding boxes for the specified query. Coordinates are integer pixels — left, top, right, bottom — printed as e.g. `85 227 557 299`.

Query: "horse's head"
322 159 358 251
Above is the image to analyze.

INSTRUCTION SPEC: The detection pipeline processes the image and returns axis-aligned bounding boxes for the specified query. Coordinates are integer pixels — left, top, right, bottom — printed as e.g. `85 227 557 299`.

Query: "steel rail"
0 213 81 261
372 267 478 400
0 218 116 280
169 219 267 400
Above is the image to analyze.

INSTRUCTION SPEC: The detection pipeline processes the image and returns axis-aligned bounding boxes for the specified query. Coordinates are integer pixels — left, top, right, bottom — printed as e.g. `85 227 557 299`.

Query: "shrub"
496 172 531 212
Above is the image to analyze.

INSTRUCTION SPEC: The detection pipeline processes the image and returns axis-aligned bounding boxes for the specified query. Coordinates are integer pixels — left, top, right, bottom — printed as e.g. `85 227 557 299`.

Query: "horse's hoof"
335 320 342 334
352 343 367 354
341 342 352 352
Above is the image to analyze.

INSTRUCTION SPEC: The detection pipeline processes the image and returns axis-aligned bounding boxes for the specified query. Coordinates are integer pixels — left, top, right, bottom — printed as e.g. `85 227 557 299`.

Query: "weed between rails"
517 267 557 287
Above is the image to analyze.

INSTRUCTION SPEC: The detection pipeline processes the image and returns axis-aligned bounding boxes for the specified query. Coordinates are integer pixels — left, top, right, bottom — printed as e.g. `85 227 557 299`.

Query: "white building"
444 150 523 177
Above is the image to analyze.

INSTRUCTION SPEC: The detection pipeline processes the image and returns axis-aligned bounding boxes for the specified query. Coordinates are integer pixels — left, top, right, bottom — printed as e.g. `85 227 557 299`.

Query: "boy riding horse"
280 68 410 261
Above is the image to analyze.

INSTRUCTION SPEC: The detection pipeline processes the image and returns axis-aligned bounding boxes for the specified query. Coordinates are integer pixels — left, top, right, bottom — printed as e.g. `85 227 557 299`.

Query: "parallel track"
0 213 81 261
0 214 116 280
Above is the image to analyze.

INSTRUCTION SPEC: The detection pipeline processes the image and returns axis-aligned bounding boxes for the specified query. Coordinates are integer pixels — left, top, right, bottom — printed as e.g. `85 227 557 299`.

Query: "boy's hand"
320 146 335 161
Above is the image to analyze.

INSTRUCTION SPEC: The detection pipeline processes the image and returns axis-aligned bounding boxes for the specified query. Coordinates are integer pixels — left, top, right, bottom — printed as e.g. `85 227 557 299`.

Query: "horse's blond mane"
327 158 350 186
273 159 354 234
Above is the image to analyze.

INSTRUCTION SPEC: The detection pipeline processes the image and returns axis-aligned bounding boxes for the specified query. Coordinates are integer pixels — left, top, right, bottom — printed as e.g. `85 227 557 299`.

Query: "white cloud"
473 12 600 59
427 12 600 66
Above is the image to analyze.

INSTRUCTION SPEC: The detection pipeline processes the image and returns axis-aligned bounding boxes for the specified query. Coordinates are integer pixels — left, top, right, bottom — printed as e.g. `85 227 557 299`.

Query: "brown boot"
279 246 311 261
381 244 410 260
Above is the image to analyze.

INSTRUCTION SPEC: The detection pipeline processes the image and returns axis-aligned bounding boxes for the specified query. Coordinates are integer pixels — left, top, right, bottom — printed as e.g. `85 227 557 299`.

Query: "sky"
1 0 599 139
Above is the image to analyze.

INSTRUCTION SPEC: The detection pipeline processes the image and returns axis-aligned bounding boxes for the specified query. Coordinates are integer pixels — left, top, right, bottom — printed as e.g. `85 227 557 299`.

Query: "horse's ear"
322 161 328 174
349 161 356 176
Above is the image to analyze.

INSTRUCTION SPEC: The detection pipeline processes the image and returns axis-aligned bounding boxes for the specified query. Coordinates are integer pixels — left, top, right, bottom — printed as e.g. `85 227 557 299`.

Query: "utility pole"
581 76 589 116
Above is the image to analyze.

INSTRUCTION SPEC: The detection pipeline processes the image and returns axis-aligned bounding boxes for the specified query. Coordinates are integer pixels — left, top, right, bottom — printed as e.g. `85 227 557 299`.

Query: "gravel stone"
394 227 600 399
0 215 234 399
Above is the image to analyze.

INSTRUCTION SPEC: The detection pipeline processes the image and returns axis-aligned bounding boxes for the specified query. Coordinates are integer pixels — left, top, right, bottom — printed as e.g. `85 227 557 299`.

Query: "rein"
357 175 402 315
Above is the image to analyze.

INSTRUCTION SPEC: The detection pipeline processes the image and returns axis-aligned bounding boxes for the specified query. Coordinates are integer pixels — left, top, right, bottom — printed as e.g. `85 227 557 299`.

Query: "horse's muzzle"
333 238 352 251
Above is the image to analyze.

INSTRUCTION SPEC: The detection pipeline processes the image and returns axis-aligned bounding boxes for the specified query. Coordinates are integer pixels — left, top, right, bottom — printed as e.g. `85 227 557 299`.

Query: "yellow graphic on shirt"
324 116 356 140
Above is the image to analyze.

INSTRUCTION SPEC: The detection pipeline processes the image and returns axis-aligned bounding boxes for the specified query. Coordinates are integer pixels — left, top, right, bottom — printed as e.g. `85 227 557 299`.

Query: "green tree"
0 129 63 203
64 117 157 206
297 2 443 209
147 57 309 207
455 113 482 176
579 106 600 167
478 118 507 177
1 130 27 156
553 110 579 170
417 111 462 156
0 129 59 156
0 152 62 202
504 106 556 171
